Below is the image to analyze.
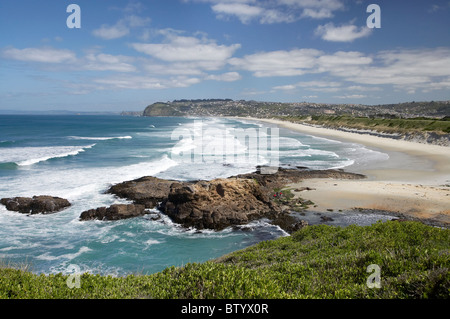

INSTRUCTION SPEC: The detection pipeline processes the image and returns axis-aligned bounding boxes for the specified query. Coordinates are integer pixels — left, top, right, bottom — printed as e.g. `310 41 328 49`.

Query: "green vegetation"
140 99 450 120
143 102 184 116
272 187 312 211
1 221 449 299
284 115 450 134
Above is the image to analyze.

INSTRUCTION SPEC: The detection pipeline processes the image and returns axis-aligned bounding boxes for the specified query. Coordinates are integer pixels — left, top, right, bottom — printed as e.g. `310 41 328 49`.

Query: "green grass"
1 221 449 299
283 115 450 134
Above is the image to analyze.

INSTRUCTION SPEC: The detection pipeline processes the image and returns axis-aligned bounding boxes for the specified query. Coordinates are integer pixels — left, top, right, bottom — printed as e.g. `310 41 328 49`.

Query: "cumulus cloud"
92 22 130 40
188 0 344 23
343 48 450 92
230 47 450 94
315 22 372 42
132 37 240 63
282 0 344 19
130 31 243 85
212 3 263 23
92 15 150 40
228 49 322 77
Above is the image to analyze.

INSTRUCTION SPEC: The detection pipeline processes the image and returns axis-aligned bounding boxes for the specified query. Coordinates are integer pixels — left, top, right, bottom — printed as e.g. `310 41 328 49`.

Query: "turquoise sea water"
0 115 389 275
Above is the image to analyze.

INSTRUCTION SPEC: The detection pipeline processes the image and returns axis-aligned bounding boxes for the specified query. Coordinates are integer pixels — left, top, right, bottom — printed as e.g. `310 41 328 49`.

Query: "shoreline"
233 117 450 225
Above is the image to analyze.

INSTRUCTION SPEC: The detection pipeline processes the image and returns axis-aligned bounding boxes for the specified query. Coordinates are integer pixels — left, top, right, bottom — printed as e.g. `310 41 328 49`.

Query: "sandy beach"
239 117 450 225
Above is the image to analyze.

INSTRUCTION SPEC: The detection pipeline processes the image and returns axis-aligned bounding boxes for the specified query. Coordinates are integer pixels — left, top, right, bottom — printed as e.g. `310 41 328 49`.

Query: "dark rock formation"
271 213 309 234
159 178 281 230
103 166 366 230
320 216 334 222
234 166 365 192
107 176 175 208
0 196 71 214
79 204 146 221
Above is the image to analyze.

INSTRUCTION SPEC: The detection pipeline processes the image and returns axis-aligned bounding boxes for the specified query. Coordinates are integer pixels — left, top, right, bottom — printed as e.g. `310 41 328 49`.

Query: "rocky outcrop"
271 213 309 233
79 204 146 221
159 178 281 230
107 176 175 208
0 196 71 214
103 166 366 230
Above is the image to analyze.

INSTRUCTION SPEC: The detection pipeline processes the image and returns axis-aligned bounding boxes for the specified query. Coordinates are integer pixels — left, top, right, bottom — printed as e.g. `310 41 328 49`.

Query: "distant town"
121 99 450 119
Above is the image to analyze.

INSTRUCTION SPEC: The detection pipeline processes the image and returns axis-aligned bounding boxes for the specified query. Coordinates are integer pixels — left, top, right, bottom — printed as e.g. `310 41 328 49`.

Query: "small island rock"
79 204 146 221
0 196 71 214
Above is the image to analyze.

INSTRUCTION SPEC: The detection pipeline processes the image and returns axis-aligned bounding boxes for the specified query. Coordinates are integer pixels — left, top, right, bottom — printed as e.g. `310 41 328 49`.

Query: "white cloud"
277 0 343 11
283 0 344 18
83 53 136 72
212 3 263 23
206 72 241 81
315 23 372 42
93 75 201 90
231 47 450 94
125 15 151 28
228 48 322 77
302 95 318 98
296 80 342 88
343 48 450 93
301 8 333 19
273 84 297 90
346 85 381 92
131 37 240 62
132 35 240 64
92 15 150 40
143 62 206 76
2 47 76 64
92 22 130 40
133 32 242 83
260 9 296 23
334 94 367 99
211 3 295 24
188 0 344 23
230 50 372 78
273 80 342 92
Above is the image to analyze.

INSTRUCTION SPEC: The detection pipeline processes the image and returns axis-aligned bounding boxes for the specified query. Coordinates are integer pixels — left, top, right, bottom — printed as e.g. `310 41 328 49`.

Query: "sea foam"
0 144 95 166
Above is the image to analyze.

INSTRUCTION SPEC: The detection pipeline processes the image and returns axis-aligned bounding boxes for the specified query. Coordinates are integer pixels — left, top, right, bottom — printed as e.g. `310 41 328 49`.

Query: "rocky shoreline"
0 166 367 233
97 166 366 232
2 166 446 231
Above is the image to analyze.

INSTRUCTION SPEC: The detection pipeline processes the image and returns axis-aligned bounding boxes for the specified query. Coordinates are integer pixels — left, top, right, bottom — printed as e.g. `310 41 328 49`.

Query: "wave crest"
0 144 95 166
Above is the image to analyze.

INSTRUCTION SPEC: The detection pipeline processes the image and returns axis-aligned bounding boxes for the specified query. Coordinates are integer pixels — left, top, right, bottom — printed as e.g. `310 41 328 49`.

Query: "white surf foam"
0 144 96 166
36 246 92 261
68 136 132 141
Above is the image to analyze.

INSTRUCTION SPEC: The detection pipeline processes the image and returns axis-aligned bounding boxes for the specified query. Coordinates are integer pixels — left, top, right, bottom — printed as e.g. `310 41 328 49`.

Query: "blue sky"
1 0 450 112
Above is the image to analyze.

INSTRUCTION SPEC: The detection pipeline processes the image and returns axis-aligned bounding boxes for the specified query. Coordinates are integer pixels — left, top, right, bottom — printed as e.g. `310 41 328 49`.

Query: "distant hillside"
142 99 450 119
142 99 450 146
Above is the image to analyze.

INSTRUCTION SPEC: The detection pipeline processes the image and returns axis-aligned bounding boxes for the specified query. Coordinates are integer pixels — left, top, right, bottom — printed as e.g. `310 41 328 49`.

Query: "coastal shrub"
294 115 450 134
0 221 448 299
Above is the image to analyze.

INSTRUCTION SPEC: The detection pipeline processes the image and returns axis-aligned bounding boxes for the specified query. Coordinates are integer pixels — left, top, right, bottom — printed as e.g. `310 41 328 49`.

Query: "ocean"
0 115 390 275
